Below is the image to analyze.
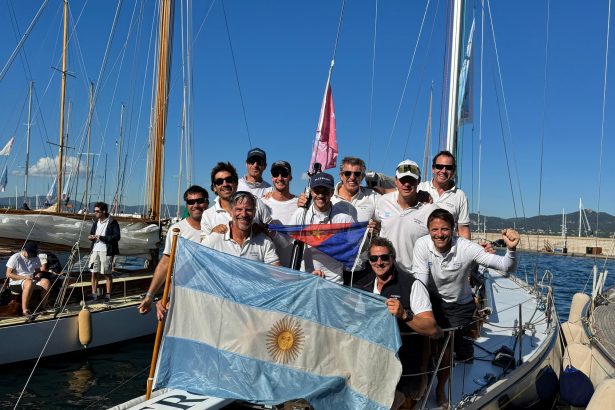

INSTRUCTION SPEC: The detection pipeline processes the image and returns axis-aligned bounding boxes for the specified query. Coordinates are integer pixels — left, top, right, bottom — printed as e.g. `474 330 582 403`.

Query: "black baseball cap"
246 148 266 162
310 172 334 190
271 160 291 174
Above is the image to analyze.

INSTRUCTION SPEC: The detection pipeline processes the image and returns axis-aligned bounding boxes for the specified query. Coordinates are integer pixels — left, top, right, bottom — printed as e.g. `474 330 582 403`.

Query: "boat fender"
559 365 594 407
587 379 615 410
568 293 590 323
535 365 558 401
78 306 92 347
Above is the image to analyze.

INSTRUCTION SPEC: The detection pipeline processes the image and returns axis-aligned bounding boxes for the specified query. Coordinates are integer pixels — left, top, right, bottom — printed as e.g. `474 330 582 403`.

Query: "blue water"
0 251 613 409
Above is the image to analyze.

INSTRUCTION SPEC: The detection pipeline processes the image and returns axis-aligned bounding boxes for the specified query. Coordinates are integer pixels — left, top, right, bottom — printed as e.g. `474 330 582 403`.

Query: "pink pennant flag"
309 83 338 171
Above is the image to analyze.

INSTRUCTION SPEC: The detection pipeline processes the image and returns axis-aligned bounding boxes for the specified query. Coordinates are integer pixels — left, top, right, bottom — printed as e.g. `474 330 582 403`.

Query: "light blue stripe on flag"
154 238 402 410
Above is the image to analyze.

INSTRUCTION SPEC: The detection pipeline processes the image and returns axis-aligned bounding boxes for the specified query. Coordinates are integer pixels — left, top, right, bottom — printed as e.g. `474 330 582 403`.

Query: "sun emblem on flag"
266 317 304 364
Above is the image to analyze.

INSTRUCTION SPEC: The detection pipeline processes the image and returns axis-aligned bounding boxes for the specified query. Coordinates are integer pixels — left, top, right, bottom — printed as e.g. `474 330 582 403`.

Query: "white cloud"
24 156 85 176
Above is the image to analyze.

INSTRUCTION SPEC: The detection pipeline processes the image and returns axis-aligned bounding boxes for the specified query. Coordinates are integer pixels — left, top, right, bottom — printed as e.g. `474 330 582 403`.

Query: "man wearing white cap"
375 160 439 275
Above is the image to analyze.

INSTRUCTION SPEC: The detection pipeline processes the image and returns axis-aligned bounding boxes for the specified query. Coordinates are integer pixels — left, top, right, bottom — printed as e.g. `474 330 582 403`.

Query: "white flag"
0 137 14 156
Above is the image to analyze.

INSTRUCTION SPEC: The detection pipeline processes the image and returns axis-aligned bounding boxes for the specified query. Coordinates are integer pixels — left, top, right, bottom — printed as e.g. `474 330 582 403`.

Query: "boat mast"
56 0 69 212
24 81 33 207
149 0 175 221
445 0 464 155
84 82 93 211
578 197 582 237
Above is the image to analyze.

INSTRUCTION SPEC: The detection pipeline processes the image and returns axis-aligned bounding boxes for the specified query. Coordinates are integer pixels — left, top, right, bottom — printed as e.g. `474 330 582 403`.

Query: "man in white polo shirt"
138 185 209 316
375 159 438 275
202 191 280 265
261 160 298 267
418 151 471 239
201 162 271 238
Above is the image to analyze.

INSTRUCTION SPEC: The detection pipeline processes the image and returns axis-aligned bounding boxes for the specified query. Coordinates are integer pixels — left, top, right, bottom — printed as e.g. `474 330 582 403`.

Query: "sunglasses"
369 254 391 262
213 176 238 186
342 171 363 179
247 157 265 167
94 209 102 213
271 169 289 178
397 164 420 175
186 197 207 205
434 164 455 171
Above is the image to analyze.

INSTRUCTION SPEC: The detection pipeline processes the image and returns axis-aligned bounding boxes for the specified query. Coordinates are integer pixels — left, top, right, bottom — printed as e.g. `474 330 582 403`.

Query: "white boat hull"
0 298 158 365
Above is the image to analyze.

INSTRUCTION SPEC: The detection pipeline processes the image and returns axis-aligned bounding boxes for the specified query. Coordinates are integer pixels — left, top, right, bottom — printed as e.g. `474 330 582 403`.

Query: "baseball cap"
396 160 420 180
23 241 38 258
246 147 266 162
271 160 291 174
310 172 334 190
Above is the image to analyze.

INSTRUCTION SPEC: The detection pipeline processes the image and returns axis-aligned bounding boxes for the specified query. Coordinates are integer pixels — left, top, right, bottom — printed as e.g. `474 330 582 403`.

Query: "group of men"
135 147 520 408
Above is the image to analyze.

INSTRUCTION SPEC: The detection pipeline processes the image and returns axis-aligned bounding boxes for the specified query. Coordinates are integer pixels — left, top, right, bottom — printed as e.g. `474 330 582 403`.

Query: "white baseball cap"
395 160 420 180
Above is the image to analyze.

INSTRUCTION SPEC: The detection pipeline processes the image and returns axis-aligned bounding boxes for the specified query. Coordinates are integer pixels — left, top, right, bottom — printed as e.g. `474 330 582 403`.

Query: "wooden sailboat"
0 0 176 365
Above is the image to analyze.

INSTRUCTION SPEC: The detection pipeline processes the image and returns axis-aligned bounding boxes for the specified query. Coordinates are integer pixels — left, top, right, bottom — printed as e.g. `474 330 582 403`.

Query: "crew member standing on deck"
237 147 272 197
88 202 120 305
418 151 471 239
138 185 209 316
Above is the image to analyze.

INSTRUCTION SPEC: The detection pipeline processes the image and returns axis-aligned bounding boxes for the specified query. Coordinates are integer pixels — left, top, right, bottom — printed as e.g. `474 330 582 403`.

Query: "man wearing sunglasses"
262 160 298 267
88 202 121 305
201 162 272 238
354 237 441 408
291 172 356 284
138 185 209 316
375 160 439 275
237 147 272 197
418 151 471 239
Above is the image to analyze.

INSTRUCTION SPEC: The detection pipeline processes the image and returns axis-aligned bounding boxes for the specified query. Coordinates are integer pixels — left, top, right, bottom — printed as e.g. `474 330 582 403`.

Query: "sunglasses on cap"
397 164 420 175
342 171 363 179
434 164 455 171
247 157 265 166
186 197 207 205
271 169 289 178
368 254 391 262
213 176 238 186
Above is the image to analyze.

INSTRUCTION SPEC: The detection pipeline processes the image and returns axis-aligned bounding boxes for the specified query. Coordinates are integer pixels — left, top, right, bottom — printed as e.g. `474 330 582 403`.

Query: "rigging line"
381 0 432 169
194 0 217 41
477 0 484 225
330 0 346 64
437 0 453 149
596 0 612 244
533 0 551 271
402 0 442 160
486 0 525 219
7 0 34 81
0 0 49 83
366 0 378 168
221 0 252 147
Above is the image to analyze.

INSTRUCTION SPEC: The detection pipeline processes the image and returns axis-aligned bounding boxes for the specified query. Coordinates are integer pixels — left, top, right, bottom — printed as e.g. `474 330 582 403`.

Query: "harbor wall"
476 232 615 258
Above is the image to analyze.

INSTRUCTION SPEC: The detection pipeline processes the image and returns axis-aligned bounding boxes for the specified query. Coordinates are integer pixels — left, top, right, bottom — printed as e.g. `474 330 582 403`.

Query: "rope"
381 0 432 169
220 0 252 147
366 0 378 168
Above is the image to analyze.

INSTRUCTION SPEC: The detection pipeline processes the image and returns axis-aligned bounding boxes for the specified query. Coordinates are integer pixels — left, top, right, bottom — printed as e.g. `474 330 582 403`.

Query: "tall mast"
149 0 175 220
84 82 93 210
578 197 582 237
24 81 33 206
445 0 464 155
56 0 69 212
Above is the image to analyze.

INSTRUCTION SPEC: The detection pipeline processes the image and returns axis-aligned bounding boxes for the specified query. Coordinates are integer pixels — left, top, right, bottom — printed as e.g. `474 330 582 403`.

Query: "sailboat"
0 0 176 365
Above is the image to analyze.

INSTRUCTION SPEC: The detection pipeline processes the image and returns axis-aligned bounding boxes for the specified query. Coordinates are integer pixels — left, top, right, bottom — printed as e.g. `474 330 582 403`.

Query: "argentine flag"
154 238 402 409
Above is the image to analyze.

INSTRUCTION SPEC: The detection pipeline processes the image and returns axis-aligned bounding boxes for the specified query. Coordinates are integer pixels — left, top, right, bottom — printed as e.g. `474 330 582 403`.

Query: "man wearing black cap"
5 242 50 317
291 172 356 284
262 160 298 267
237 147 272 197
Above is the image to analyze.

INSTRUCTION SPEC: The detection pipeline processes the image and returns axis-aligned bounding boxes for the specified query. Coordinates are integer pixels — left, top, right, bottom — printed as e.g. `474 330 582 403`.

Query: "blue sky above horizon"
0 0 613 222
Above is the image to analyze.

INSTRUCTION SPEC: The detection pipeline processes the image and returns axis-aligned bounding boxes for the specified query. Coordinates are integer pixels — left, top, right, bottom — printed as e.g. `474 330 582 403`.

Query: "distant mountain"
471 209 615 238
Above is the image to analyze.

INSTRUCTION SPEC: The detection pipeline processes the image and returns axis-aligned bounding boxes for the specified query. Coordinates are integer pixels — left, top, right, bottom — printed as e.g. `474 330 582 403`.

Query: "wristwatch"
401 309 413 322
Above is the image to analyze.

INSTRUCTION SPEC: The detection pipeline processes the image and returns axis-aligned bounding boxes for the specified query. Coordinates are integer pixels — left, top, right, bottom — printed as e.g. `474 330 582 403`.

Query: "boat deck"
590 288 615 365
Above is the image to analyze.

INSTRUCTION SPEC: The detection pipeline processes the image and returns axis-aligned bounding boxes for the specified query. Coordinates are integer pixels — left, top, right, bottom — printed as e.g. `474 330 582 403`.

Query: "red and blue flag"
268 222 368 269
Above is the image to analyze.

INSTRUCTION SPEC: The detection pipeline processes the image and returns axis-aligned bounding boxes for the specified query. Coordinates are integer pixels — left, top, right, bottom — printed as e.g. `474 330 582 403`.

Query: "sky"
0 0 613 221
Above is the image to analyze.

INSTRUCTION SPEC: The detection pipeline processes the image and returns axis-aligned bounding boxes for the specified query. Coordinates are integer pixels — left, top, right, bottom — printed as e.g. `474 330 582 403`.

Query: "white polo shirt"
201 224 279 264
7 253 42 286
262 196 299 267
201 196 272 237
163 218 201 255
237 177 273 198
412 235 517 304
331 184 380 222
290 203 355 284
418 180 470 225
375 191 438 274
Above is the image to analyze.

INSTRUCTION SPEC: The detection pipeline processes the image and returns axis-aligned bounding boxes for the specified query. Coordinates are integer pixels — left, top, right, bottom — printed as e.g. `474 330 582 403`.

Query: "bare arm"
458 224 471 240
137 254 169 314
405 311 442 338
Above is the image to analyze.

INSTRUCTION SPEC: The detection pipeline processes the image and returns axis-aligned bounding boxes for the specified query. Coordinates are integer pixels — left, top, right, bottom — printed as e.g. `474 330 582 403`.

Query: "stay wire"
220 0 252 147
366 0 378 168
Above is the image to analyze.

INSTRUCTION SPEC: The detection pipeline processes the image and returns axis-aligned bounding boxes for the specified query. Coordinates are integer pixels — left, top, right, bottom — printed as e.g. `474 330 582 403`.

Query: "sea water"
0 251 613 409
